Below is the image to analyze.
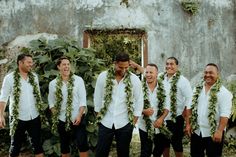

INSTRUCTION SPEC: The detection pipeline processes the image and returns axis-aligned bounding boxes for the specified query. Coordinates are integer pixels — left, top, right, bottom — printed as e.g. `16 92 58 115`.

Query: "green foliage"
89 30 142 67
224 135 236 154
181 0 200 15
226 80 236 122
120 0 129 8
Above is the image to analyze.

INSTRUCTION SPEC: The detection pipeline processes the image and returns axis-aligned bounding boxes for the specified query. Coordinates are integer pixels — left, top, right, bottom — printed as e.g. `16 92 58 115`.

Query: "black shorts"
165 115 185 152
58 115 89 154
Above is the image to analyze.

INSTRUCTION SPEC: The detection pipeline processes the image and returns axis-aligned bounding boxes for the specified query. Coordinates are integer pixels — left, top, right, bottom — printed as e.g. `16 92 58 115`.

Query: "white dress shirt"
0 72 40 121
138 82 170 134
94 71 144 129
193 84 232 137
48 75 86 122
160 73 192 120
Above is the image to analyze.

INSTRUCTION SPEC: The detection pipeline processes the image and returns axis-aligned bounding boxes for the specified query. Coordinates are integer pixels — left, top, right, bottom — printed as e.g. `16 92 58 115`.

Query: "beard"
116 70 126 77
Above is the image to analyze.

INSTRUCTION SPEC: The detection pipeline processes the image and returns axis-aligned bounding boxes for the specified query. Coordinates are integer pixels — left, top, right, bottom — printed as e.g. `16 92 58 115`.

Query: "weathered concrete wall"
0 0 235 84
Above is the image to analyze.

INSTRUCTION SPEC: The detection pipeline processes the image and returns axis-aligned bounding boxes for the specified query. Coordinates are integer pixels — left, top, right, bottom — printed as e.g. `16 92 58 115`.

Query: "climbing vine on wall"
181 0 200 15
120 0 129 7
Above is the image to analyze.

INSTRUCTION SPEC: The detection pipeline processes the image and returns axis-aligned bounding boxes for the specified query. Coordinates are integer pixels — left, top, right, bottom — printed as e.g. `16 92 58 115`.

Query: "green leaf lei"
142 77 155 139
51 73 74 134
190 78 222 136
96 67 135 125
11 69 45 136
159 71 181 122
142 76 172 139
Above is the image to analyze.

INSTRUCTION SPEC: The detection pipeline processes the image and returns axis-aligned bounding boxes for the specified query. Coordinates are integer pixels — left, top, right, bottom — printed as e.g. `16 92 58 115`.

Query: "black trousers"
95 123 133 157
191 132 224 157
139 129 166 157
9 116 43 157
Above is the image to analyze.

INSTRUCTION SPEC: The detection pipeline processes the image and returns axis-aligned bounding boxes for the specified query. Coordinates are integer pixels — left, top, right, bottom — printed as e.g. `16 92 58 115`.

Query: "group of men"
0 52 233 157
0 54 89 157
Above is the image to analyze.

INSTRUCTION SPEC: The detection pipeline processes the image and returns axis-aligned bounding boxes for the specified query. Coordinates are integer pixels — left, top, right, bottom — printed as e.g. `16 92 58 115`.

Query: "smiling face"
18 56 33 73
204 65 219 86
145 65 158 84
57 59 71 77
114 61 130 77
165 58 178 77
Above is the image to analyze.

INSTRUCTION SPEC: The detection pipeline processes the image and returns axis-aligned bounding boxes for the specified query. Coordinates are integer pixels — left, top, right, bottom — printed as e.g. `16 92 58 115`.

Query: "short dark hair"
167 57 179 65
113 53 130 62
56 56 70 66
147 63 158 71
206 63 219 71
17 53 32 65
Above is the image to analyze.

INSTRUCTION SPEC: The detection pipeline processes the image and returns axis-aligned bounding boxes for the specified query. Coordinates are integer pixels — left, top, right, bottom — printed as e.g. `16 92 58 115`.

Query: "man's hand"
129 60 139 69
73 114 82 126
185 123 192 137
0 114 6 128
133 116 138 125
129 60 144 74
142 108 154 116
50 107 56 115
153 117 164 128
212 130 223 143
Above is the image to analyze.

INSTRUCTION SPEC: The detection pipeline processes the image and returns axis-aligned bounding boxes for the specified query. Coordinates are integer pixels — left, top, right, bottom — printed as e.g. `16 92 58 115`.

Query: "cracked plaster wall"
0 0 235 84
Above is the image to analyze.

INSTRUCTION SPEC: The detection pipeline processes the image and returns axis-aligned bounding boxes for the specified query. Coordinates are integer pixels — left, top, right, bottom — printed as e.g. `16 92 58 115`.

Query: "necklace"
142 76 172 139
190 78 222 136
96 67 134 125
159 71 181 122
51 73 74 134
11 69 44 136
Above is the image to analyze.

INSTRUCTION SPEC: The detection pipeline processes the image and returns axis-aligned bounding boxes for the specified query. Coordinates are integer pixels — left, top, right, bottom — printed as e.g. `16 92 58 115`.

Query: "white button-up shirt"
0 72 40 120
94 71 144 129
138 82 170 134
48 75 86 122
193 84 232 137
160 73 192 120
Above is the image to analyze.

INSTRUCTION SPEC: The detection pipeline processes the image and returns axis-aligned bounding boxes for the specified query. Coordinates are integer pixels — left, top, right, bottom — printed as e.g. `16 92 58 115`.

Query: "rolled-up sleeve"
78 77 87 107
48 81 56 109
132 75 144 117
164 90 171 111
218 88 233 118
0 74 12 103
181 77 192 109
94 72 106 112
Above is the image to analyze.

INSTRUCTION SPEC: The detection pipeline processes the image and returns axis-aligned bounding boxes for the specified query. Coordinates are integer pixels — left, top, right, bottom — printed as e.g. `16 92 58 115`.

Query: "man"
94 52 143 157
187 63 232 157
160 57 192 157
48 56 89 157
0 53 44 157
138 63 170 157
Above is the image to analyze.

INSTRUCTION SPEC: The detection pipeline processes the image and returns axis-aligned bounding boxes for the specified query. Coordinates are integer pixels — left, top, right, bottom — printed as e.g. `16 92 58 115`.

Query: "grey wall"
0 0 235 84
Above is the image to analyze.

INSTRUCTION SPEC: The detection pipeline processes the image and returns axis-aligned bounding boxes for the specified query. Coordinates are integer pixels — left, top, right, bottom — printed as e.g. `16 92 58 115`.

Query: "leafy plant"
181 0 200 15
120 0 129 8
88 29 142 67
224 135 236 154
226 80 236 122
